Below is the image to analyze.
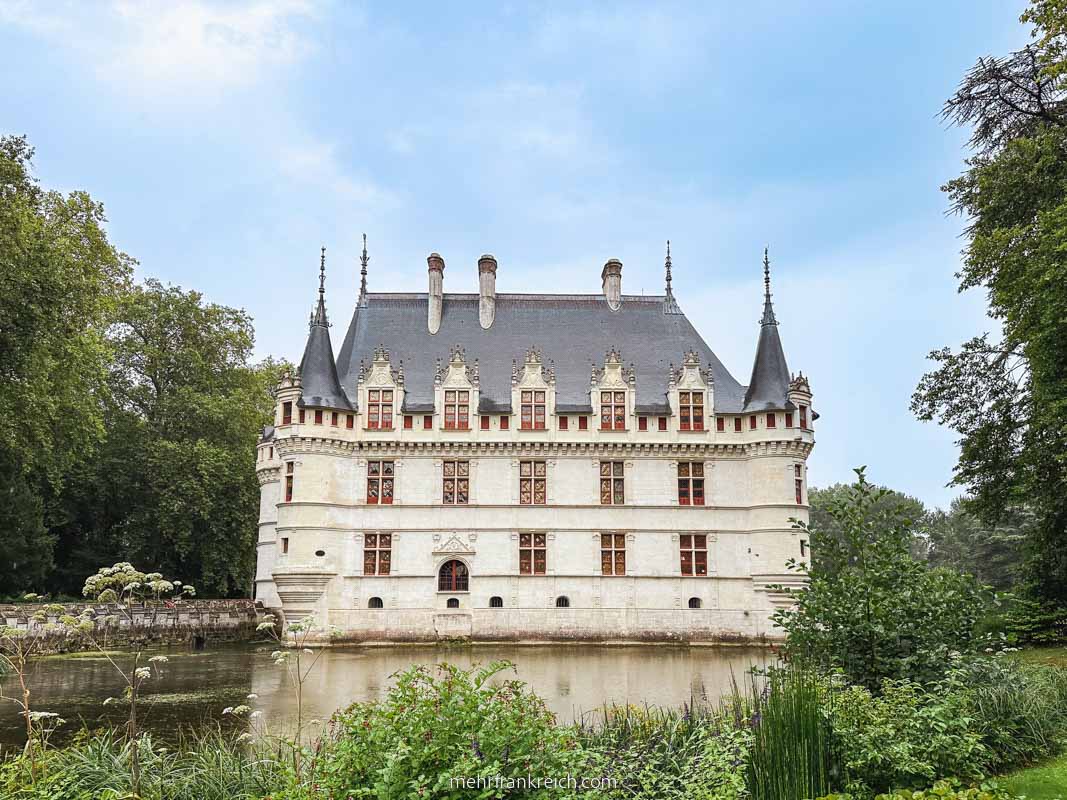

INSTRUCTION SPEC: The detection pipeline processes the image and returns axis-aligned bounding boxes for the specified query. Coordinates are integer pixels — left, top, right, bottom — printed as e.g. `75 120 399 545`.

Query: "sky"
0 0 1031 508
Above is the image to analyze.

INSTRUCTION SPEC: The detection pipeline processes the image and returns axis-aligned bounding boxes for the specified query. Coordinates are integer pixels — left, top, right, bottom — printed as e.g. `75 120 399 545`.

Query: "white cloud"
1 0 321 96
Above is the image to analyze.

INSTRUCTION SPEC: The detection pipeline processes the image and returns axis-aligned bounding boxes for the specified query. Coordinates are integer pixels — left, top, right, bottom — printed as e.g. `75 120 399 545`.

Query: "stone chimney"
478 254 497 329
427 253 445 334
601 258 622 311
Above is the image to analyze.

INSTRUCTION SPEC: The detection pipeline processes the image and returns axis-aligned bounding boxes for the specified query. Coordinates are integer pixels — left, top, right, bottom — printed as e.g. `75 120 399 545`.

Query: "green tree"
912 3 1067 602
52 282 285 597
775 469 991 691
808 483 930 569
0 135 132 591
925 500 1029 591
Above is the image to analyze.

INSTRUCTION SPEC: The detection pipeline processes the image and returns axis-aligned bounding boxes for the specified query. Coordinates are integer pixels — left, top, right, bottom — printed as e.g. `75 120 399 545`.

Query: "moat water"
0 643 771 748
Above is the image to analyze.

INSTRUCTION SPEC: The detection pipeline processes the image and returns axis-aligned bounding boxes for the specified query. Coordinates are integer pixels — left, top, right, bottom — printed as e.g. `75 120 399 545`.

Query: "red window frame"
733 417 741 432
500 415 509 430
716 417 725 432
346 414 354 429
442 460 470 505
680 534 708 576
600 391 626 430
601 533 626 576
314 410 323 424
678 462 706 506
795 464 804 504
284 462 294 502
520 390 546 430
331 412 339 427
638 417 648 431
282 401 293 425
480 415 490 430
658 417 668 431
367 460 394 505
599 461 625 504
366 389 394 430
766 413 775 428
299 409 306 423
800 405 809 430
679 391 704 431
423 415 433 430
749 415 757 430
363 533 391 575
444 390 470 430
519 533 547 574
438 559 468 591
559 416 569 431
578 416 588 431
785 412 793 428
404 415 413 429
519 460 547 505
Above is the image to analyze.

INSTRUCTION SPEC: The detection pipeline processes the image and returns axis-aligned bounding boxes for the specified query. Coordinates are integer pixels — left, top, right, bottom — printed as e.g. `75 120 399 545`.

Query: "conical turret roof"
743 249 791 412
299 247 352 410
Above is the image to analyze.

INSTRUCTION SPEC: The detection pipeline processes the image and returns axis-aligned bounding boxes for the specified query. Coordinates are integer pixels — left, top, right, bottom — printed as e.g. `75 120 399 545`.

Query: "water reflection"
0 643 771 748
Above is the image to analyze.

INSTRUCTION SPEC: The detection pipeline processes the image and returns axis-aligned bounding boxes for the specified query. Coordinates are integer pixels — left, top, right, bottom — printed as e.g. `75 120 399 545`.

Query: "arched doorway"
438 559 469 592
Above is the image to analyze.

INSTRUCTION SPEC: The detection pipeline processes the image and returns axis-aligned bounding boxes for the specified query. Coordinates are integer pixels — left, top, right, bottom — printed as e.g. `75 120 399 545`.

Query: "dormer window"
679 392 704 431
600 391 626 430
367 389 394 430
520 390 546 430
444 390 470 430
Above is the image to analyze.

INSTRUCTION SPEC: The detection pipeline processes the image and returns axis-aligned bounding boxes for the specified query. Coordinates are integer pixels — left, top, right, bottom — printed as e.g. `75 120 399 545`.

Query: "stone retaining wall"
0 599 263 653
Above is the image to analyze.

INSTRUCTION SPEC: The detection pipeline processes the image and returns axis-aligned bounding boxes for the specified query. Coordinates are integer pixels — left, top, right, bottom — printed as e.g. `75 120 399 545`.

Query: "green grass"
1000 753 1067 800
1016 646 1067 669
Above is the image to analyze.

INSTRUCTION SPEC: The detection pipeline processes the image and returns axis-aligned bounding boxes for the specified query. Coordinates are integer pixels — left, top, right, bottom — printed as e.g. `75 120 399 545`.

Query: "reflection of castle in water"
248 646 771 727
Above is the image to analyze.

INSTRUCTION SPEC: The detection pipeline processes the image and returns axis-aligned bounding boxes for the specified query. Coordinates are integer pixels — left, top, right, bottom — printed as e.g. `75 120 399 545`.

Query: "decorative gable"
433 346 479 429
591 348 635 430
433 534 476 557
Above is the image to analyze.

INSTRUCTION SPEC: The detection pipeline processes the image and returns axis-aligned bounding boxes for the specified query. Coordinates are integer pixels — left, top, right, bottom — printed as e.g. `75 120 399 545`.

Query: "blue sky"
0 1 1030 507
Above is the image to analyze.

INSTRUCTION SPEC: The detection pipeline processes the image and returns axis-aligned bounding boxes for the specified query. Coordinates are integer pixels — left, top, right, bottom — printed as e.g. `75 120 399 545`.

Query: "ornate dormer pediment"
436 345 479 389
514 347 555 388
674 350 711 390
789 372 811 395
591 348 635 390
359 345 402 389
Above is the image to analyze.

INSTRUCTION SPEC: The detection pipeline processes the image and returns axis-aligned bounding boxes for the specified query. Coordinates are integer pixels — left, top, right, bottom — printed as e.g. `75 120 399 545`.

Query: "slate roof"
334 293 757 414
743 254 792 412
297 255 353 410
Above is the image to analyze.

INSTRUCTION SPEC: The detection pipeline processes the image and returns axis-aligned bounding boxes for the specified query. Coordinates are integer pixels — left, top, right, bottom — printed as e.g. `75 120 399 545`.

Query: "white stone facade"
255 359 814 644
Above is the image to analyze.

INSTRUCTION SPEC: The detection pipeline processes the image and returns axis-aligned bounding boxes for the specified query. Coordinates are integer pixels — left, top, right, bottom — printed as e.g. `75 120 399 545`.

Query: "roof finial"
312 246 329 327
761 246 777 326
358 233 369 307
663 238 681 314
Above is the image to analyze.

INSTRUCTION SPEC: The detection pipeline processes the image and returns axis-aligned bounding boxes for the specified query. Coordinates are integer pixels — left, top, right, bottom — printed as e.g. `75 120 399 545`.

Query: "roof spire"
312 245 329 328
358 233 369 308
663 239 681 314
761 246 777 326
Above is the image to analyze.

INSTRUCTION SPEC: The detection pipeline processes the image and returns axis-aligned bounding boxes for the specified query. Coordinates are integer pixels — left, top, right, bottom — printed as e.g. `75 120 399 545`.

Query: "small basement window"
688 597 702 609
314 549 325 557
368 597 383 609
446 598 460 609
555 596 570 608
489 596 503 608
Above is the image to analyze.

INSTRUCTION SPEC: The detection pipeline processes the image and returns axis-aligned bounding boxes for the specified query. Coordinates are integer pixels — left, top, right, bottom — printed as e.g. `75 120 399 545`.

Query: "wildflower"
134 667 152 681
148 655 169 663
246 693 259 700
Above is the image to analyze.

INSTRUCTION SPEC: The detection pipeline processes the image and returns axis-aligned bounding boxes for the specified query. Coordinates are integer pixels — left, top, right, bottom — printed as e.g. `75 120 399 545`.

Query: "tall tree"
0 135 132 592
51 281 285 597
912 3 1067 602
925 499 1029 591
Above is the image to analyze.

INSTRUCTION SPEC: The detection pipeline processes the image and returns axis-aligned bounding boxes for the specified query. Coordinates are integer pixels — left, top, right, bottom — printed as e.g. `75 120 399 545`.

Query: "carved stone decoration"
438 346 479 389
433 535 476 556
360 346 401 388
594 348 633 389
516 348 554 388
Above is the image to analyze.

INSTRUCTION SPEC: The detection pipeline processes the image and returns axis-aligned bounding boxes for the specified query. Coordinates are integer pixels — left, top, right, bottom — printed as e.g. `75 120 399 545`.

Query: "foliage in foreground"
775 468 992 691
3 654 1066 800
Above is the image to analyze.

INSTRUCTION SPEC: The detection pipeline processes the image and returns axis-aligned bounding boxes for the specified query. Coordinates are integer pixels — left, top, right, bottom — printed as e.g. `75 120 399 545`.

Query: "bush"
776 471 992 692
1004 597 1067 645
943 656 1067 772
829 678 987 795
574 705 750 799
284 661 586 799
872 777 1023 800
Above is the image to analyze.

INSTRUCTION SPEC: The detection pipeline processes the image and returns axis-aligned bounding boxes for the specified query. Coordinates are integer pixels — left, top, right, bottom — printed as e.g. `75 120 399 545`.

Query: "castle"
254 240 815 643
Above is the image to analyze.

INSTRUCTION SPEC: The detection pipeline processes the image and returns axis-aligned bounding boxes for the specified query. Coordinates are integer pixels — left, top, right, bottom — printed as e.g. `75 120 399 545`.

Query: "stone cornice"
257 465 281 485
273 436 813 460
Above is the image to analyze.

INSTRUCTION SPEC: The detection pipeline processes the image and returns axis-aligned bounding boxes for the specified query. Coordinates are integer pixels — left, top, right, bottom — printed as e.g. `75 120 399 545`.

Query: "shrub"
284 661 586 799
942 656 1067 772
574 704 751 799
829 678 987 795
1004 597 1067 645
872 777 1023 800
775 469 992 690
